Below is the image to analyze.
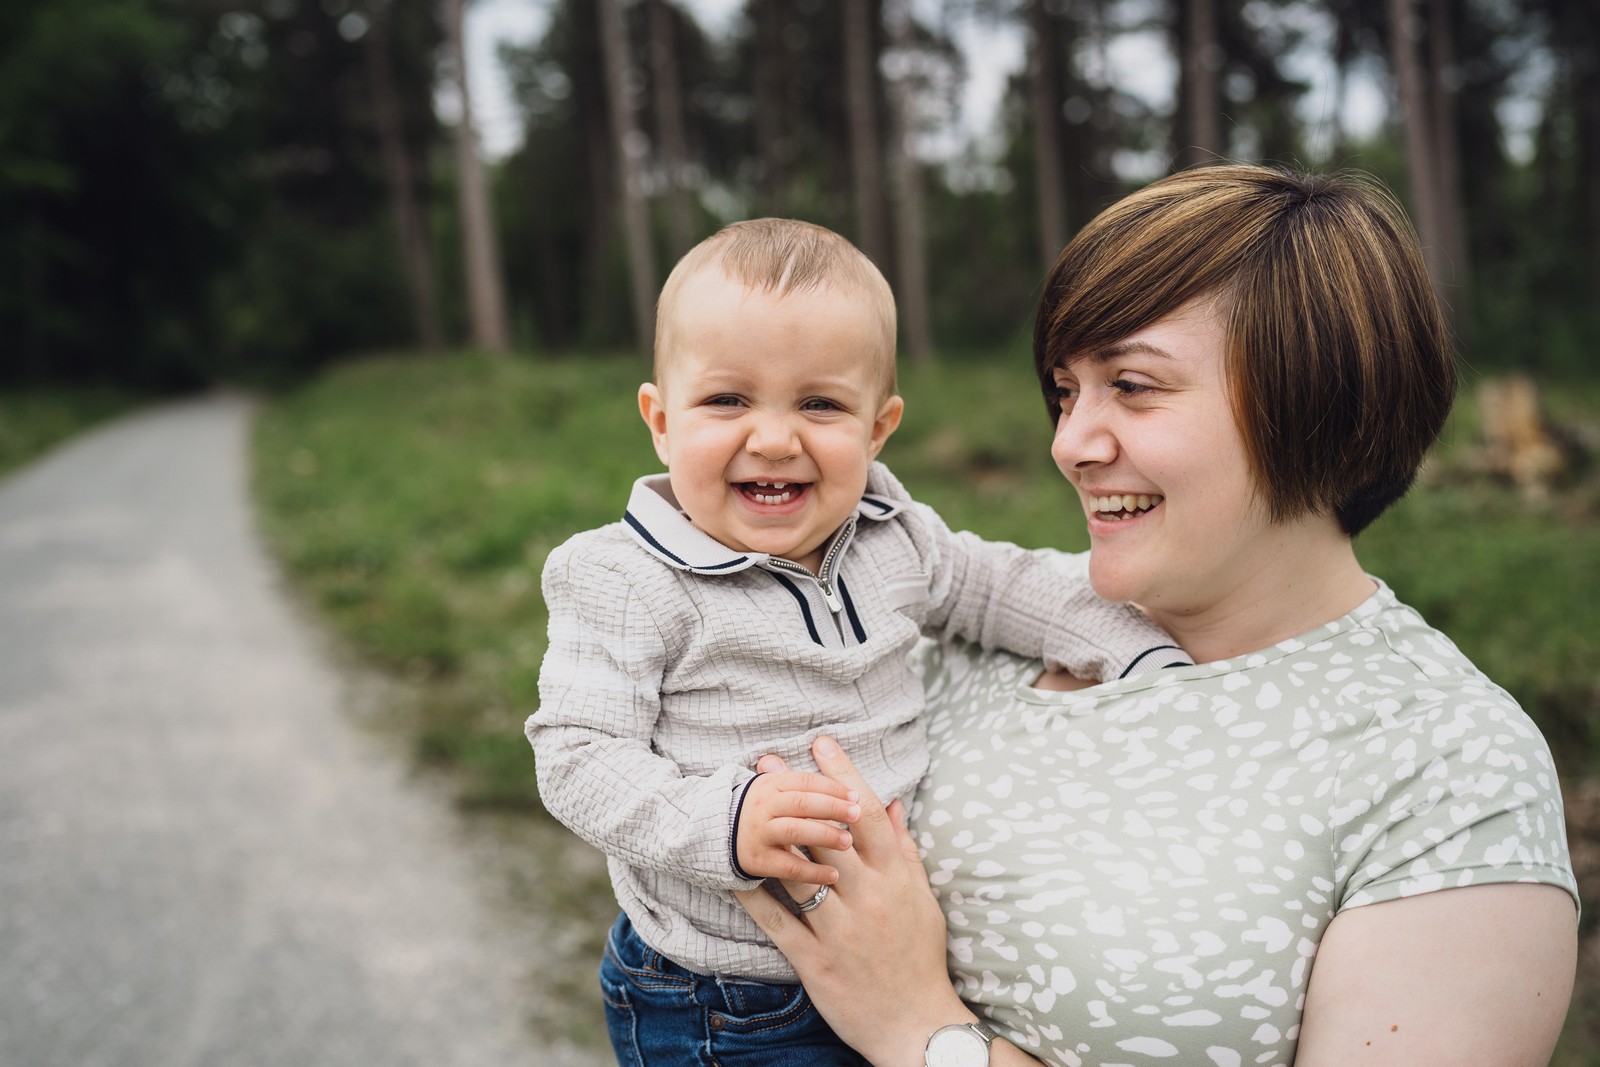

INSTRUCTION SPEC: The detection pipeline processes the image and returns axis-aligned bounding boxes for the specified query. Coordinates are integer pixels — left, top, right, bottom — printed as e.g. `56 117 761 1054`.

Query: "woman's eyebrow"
1091 339 1175 363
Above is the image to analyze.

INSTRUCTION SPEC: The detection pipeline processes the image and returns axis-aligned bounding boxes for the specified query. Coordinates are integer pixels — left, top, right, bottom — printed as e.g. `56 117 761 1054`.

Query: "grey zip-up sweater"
528 463 1186 980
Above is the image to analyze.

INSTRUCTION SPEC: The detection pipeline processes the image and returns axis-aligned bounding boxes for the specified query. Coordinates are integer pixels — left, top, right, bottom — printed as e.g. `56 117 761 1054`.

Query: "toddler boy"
527 219 1186 1063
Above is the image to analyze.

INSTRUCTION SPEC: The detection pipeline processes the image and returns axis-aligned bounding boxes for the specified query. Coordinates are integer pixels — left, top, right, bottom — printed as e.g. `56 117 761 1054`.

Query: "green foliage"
254 351 657 809
254 353 1600 812
1 0 441 389
0 0 234 386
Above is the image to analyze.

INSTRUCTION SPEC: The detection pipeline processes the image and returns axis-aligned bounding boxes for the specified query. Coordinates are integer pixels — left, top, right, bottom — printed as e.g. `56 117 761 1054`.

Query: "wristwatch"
924 1020 997 1067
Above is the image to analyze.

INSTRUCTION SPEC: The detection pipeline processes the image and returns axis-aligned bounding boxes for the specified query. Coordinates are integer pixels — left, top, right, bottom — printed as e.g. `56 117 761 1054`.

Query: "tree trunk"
649 0 695 260
1029 0 1067 271
884 0 930 365
597 0 658 356
752 0 787 215
843 0 889 269
1328 16 1354 162
1386 0 1445 294
581 96 615 341
442 0 509 353
1426 0 1465 300
366 5 441 352
1180 0 1223 167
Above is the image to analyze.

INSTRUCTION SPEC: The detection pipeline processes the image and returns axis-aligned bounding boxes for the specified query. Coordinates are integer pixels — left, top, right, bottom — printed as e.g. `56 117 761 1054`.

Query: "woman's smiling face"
1047 299 1272 621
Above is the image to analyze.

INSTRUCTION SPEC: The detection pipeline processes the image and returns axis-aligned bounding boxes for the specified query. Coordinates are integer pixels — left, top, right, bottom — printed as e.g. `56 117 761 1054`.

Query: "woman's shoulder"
1344 581 1539 729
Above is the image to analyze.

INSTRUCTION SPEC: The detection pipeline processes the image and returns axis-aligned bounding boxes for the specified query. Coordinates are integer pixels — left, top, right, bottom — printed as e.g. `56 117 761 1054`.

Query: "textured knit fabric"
529 463 1186 980
910 552 1578 1067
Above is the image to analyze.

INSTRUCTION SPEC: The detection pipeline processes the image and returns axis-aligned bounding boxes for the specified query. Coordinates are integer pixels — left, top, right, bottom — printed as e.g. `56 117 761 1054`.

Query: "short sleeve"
1332 687 1578 914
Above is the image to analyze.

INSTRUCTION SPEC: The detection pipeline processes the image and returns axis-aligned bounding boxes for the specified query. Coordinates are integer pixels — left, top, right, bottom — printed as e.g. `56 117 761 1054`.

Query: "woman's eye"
1048 382 1080 407
1110 379 1150 396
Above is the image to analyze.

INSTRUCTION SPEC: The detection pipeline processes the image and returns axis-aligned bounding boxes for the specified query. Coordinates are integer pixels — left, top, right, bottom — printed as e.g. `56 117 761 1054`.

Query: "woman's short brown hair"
1033 164 1456 535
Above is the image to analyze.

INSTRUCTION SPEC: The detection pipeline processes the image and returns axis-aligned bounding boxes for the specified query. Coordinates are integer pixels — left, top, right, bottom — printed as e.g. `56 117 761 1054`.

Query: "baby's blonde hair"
654 219 899 398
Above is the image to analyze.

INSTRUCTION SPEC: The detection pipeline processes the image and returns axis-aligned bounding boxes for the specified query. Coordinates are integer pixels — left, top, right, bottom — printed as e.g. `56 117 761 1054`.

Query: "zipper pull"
819 581 843 614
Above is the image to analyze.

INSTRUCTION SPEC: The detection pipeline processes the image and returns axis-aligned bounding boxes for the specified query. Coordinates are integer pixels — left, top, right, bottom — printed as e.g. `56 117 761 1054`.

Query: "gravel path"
0 395 613 1067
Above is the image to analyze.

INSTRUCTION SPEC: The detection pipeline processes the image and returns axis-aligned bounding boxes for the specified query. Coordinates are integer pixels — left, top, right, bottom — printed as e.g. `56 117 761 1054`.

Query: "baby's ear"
869 394 905 457
638 383 671 466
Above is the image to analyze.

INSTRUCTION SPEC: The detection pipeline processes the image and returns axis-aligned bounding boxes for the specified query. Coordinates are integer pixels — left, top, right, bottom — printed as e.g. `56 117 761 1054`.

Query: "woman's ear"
638 383 671 467
868 395 905 458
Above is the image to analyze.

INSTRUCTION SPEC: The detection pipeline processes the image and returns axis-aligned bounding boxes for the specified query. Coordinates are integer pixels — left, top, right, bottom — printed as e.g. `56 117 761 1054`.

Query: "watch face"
926 1026 987 1067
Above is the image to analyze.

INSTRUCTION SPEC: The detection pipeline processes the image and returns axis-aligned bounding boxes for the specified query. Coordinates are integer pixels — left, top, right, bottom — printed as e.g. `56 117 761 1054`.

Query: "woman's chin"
1086 561 1145 606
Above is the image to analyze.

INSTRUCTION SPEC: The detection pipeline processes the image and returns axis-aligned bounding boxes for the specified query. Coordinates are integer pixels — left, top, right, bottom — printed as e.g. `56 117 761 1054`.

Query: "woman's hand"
734 736 980 1067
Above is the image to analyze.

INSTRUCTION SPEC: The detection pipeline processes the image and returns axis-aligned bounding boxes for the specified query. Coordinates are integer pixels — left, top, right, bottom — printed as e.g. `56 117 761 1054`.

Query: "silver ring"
798 885 830 912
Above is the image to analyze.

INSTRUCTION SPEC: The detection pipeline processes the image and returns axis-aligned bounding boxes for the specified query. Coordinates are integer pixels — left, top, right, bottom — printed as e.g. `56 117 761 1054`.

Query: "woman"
737 165 1579 1067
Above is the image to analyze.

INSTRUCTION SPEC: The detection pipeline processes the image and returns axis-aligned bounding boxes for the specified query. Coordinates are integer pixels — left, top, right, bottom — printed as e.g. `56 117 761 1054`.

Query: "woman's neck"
1142 528 1375 665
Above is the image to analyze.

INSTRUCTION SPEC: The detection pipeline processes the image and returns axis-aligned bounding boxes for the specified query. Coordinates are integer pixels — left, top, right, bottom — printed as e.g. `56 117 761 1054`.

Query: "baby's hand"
735 766 861 885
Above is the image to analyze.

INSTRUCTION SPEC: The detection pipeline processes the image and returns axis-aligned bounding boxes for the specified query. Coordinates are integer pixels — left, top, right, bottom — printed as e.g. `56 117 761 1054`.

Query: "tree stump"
1476 374 1566 498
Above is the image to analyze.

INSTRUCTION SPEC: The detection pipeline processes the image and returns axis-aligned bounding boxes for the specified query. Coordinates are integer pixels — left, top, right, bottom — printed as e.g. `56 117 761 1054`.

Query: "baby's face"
638 271 902 574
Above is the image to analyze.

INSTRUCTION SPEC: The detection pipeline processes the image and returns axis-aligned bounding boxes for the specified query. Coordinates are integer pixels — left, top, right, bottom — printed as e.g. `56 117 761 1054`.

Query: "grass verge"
0 387 144 477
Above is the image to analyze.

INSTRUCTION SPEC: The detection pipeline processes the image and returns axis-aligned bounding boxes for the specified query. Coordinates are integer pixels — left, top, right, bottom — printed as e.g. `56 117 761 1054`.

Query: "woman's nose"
1050 402 1115 474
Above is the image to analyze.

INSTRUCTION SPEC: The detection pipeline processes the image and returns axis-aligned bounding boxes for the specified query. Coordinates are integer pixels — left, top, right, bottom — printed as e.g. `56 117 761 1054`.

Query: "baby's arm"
915 503 1188 681
530 541 786 889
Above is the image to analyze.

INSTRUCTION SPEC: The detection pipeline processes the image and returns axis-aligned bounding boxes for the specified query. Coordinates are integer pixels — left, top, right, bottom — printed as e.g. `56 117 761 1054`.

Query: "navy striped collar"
621 466 903 575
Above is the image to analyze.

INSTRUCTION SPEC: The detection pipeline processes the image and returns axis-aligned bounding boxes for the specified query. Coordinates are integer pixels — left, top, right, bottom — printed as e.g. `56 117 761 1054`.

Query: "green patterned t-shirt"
911 560 1577 1067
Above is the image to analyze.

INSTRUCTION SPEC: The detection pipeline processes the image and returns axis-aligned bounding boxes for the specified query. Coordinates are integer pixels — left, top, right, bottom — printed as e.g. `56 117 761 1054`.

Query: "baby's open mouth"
1089 493 1163 520
739 480 808 505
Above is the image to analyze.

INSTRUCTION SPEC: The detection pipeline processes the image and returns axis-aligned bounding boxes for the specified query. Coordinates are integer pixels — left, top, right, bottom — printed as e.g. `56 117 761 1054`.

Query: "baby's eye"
705 395 744 408
801 397 841 412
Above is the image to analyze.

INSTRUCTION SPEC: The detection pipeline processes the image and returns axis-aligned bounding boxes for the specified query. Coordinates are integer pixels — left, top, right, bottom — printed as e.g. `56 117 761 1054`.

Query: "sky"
458 0 1391 171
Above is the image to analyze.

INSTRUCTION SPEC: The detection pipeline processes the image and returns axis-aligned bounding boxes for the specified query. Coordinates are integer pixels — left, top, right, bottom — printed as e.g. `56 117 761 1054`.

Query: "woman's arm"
735 737 1047 1067
1296 882 1576 1066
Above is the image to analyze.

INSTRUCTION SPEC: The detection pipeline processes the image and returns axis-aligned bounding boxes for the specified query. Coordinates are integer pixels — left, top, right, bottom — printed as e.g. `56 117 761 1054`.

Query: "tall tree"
1387 0 1447 291
884 0 930 364
751 0 790 215
649 0 696 259
843 0 890 268
1029 0 1067 271
598 0 658 355
1426 0 1466 297
442 0 510 352
1180 0 1224 166
365 0 441 352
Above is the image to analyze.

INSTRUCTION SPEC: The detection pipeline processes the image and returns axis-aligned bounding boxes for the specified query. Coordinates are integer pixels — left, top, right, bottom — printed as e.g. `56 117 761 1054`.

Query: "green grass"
253 352 661 809
0 387 144 477
251 350 1600 808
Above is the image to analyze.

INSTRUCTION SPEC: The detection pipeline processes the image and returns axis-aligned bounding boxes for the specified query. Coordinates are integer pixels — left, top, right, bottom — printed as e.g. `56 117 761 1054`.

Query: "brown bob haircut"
1033 164 1456 536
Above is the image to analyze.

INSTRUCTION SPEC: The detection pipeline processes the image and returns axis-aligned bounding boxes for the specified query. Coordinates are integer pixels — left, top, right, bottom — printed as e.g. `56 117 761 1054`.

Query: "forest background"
5 0 1600 1060
7 0 1600 382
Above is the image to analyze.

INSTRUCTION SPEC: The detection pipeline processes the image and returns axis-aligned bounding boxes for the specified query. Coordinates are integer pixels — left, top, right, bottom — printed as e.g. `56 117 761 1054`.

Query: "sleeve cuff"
1117 644 1193 678
728 772 764 883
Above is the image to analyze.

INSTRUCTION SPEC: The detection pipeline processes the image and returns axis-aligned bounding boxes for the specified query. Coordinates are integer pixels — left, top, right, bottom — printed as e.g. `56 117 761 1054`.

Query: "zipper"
766 515 857 624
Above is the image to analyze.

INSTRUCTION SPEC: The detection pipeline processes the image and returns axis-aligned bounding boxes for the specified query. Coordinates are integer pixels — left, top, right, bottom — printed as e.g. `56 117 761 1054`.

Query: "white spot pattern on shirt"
911 575 1576 1067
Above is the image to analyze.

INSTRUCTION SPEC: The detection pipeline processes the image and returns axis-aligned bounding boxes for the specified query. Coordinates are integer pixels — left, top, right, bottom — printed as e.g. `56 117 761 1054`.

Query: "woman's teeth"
749 480 794 504
1090 493 1162 519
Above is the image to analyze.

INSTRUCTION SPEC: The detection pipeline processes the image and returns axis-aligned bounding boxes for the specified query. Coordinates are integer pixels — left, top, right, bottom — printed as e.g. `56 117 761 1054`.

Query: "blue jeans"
599 912 866 1067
